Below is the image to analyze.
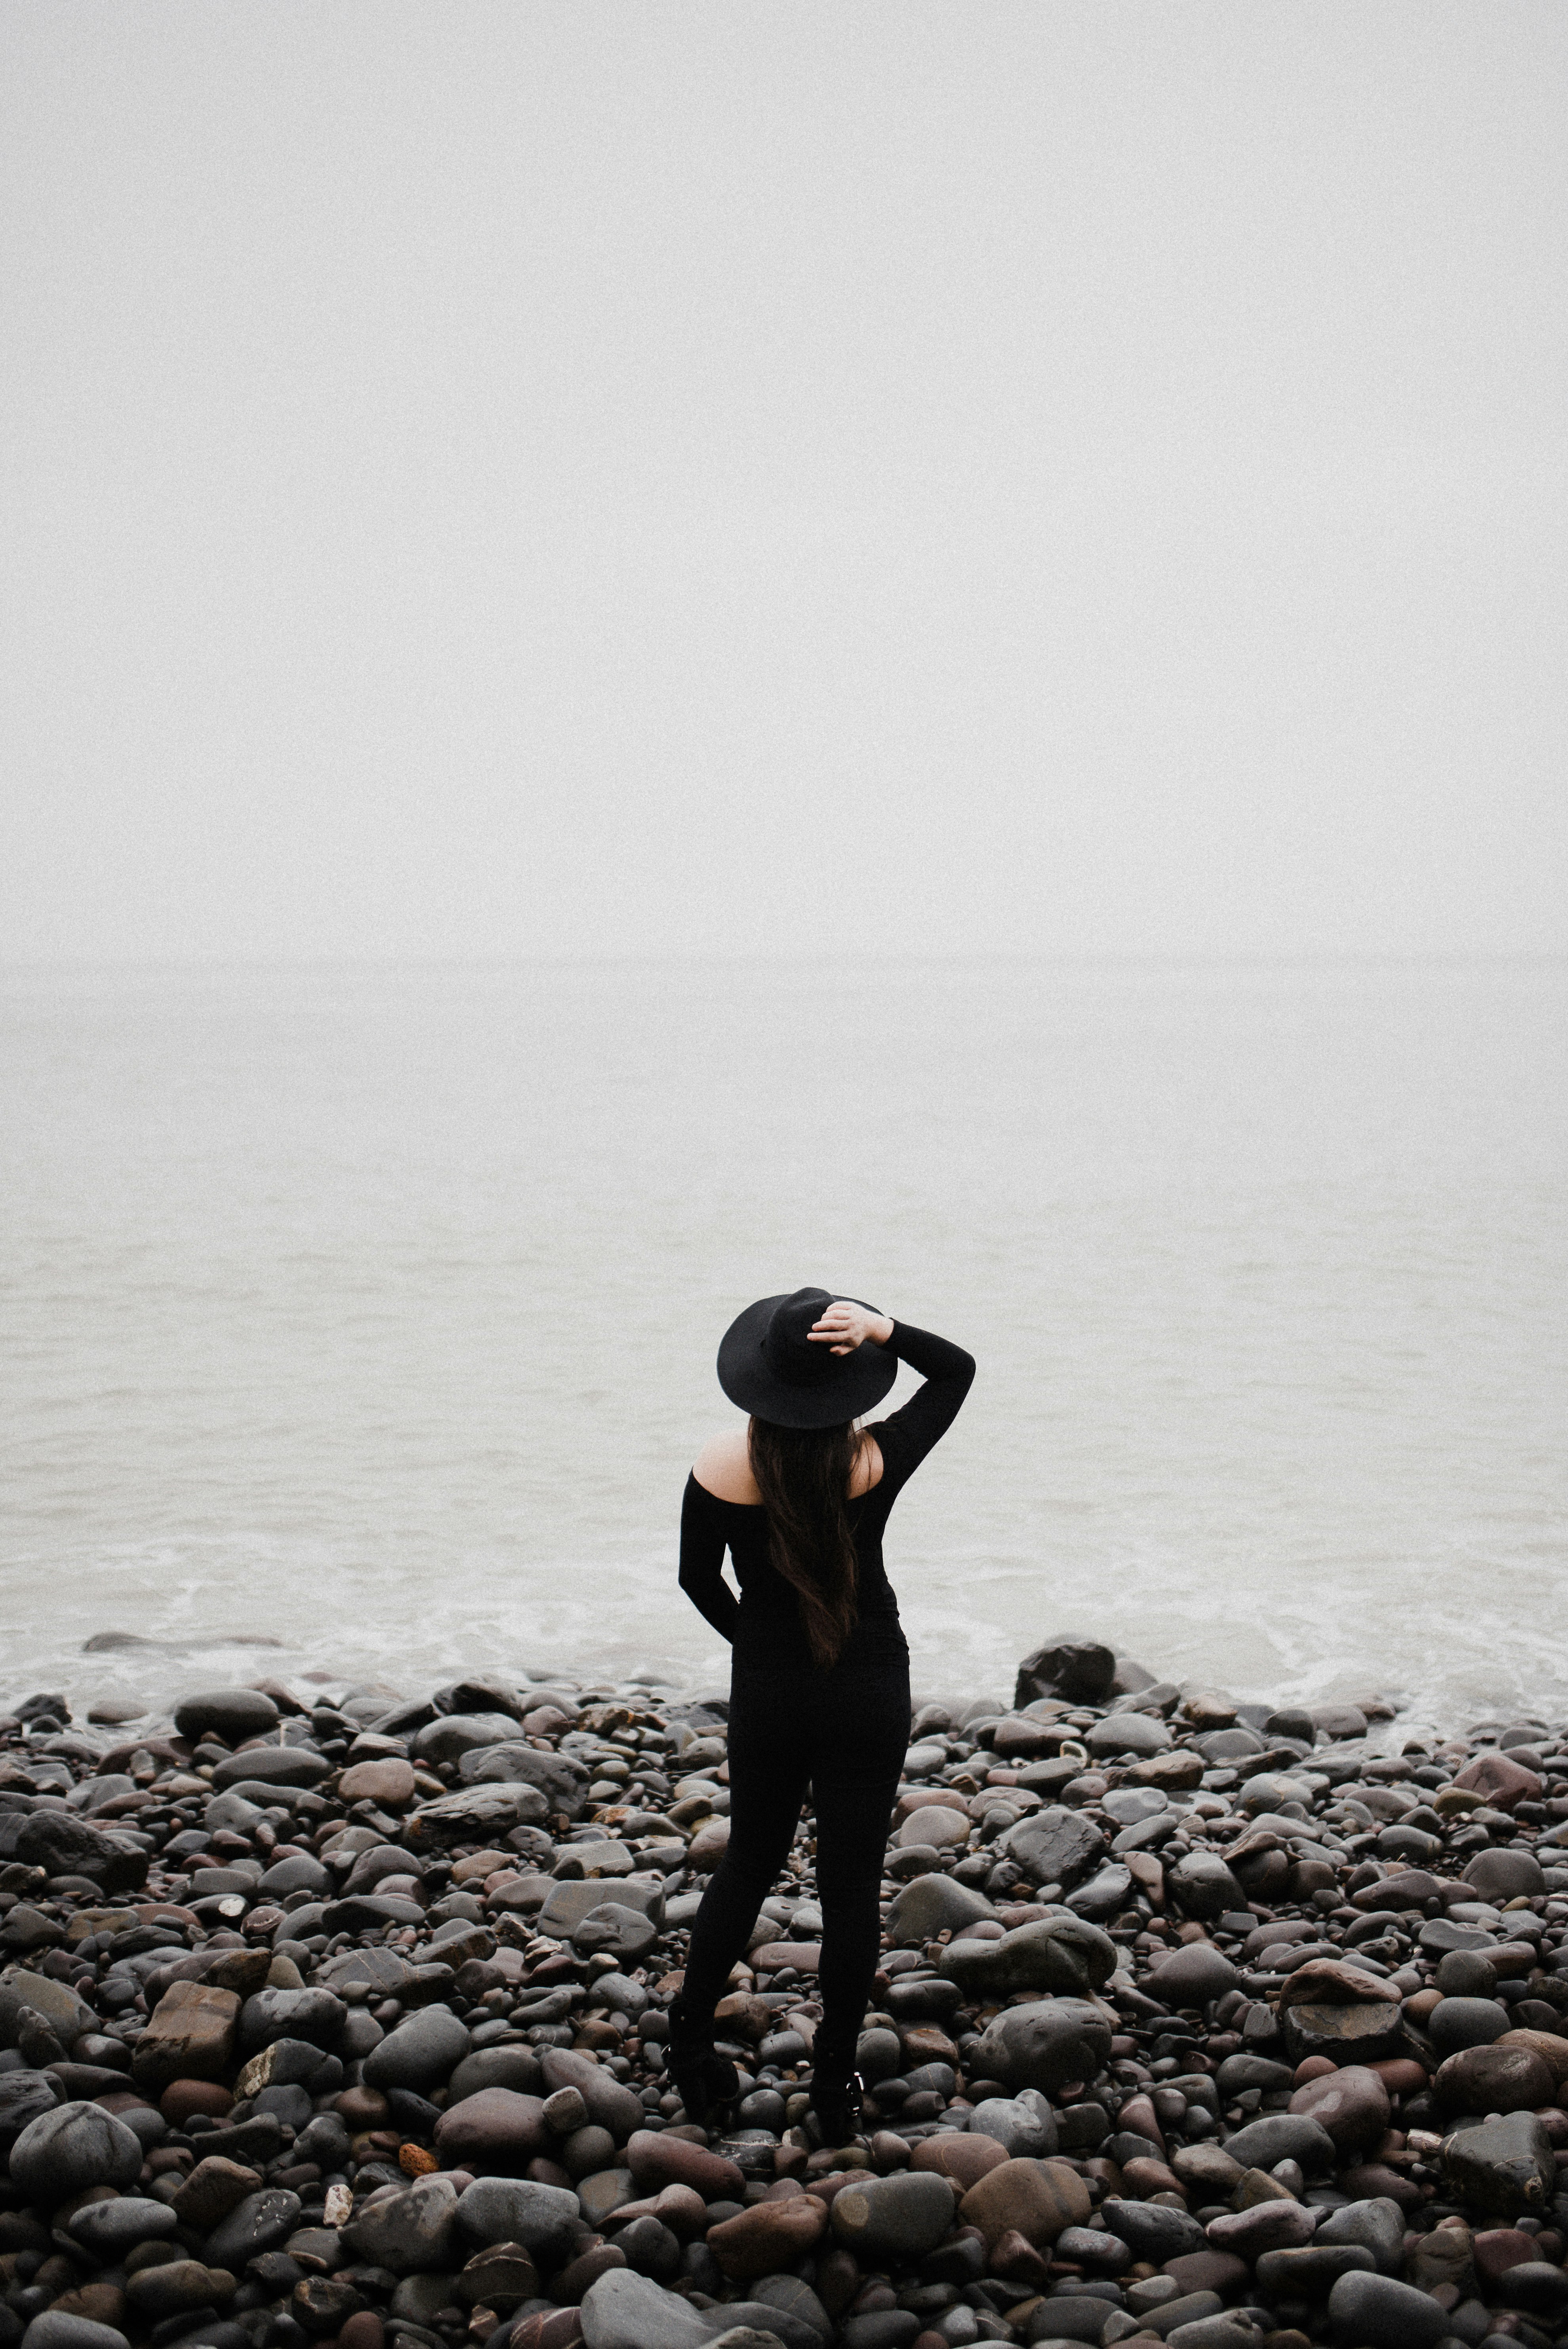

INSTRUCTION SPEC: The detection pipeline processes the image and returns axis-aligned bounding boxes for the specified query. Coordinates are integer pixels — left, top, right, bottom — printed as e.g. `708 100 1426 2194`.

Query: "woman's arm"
679 1473 741 1644
807 1300 975 1488
871 1321 976 1487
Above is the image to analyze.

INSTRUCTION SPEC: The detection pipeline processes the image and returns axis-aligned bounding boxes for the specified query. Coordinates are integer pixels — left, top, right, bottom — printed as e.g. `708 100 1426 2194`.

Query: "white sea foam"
2 957 1564 1730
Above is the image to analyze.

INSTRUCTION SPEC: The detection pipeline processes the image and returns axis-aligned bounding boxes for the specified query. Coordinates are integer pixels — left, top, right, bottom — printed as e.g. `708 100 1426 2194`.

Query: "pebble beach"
3 1638 1568 2349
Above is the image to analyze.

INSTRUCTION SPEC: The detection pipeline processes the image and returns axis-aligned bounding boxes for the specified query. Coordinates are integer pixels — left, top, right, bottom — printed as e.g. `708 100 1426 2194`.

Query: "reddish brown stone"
960 2156 1090 2249
522 1706 573 1738
1452 1752 1542 1810
749 1938 819 1973
815 2246 860 2317
1288 2063 1390 2152
1128 1752 1204 1789
648 2184 708 2239
93 2090 155 2120
339 2316 385 2349
899 2023 960 2068
339 1758 417 1806
625 2128 745 2200
337 2084 393 2130
551 2242 626 2305
1368 2057 1429 2097
1496 2030 1568 2093
159 2073 233 2124
512 2311 585 2349
133 1982 240 2090
1278 1960 1399 2010
1433 2045 1555 2115
989 2228 1050 2285
1117 2092 1166 2149
171 2155 263 2232
707 2193 828 2280
45 2284 126 2330
1121 2156 1185 2199
686 1818 731 1869
895 1804 970 1848
432 2088 548 2172
457 2244 539 2313
1474 2229 1542 2284
525 2155 573 2189
1165 2250 1250 2298
911 2135 1008 2189
1337 2162 1423 2212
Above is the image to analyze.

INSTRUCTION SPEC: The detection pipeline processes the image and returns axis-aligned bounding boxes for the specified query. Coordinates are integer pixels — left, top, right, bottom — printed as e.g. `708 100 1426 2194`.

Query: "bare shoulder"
693 1430 761 1504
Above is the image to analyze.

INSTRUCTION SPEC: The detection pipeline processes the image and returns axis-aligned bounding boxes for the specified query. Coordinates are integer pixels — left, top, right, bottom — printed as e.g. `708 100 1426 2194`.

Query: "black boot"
808 2036 865 2147
666 1994 738 2126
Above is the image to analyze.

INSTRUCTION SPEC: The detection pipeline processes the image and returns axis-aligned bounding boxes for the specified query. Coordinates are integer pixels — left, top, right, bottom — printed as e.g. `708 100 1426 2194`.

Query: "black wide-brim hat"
717 1286 897 1430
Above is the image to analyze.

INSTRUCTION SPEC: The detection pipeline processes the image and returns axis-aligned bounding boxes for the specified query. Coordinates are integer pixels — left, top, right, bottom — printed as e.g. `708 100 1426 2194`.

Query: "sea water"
2 957 1564 1735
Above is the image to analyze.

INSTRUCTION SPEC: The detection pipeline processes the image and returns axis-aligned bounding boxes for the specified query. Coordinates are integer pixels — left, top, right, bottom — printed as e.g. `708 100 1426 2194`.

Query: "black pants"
679 1651 912 2057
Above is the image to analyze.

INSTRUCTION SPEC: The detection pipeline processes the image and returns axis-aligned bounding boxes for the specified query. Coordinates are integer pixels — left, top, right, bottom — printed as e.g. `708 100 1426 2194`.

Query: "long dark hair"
748 1416 861 1668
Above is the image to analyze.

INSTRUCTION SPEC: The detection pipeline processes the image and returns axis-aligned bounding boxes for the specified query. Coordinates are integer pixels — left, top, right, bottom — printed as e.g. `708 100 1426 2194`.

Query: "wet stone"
362 2001 471 2093
1439 2112 1557 2216
133 1981 240 2090
1100 2199 1207 2265
1326 2271 1450 2349
707 2192 828 2280
1284 2066 1389 2153
173 1689 280 1743
124 2259 232 2322
1494 2263 1568 2319
1313 2197 1406 2275
1433 1951 1498 1997
958 2156 1089 2249
1001 1806 1107 1888
1165 1851 1245 1920
828 2170 958 2263
432 2086 549 2170
969 1996 1112 2095
20 2318 133 2349
1432 2043 1555 2114
1149 1943 1238 2008
578 2269 712 2347
1427 1996 1511 2053
941 1918 1114 2000
1205 2200 1317 2256
456 2175 583 2263
203 2185 304 2269
968 2092 1056 2157
66 2198 179 2257
0 2069 65 2141
1256 2244 1378 2298
9 2099 143 2199
238 1984 345 2054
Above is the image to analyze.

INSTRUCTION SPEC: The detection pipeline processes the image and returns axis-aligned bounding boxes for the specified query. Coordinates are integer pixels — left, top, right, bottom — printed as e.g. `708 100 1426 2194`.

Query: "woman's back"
680 1317 975 1672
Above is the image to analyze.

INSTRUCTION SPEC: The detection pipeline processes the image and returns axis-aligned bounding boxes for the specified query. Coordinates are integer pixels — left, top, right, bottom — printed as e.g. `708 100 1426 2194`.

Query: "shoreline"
2 1634 1566 2349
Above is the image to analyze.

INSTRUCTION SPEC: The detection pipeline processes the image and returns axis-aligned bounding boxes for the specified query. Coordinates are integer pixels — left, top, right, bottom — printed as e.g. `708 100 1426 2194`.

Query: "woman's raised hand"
808 1300 895 1356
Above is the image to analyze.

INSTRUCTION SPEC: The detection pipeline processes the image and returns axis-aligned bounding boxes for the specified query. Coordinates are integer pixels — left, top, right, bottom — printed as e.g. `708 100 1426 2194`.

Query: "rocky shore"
2 1637 1567 2349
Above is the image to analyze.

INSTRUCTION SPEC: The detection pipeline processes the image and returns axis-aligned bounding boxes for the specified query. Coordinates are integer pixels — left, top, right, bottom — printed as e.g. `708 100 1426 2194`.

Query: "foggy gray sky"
3 3 1564 961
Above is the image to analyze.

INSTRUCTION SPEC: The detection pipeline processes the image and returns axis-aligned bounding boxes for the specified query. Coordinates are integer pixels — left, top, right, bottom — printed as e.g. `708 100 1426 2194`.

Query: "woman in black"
673 1287 974 2141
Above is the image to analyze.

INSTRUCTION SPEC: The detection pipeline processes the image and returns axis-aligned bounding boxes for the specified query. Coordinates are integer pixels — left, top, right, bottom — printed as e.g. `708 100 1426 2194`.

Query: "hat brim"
716 1293 898 1430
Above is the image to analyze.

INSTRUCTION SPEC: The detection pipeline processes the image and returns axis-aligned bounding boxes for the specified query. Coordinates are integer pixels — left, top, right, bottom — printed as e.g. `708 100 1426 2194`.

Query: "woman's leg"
810 1658 912 2057
678 1672 812 2027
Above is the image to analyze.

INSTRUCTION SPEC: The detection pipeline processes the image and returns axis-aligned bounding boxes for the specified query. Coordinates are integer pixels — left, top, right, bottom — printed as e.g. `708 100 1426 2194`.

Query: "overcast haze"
3 3 1565 962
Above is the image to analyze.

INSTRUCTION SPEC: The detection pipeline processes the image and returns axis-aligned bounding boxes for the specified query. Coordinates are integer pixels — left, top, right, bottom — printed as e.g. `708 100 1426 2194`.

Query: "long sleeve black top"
678 1321 975 1671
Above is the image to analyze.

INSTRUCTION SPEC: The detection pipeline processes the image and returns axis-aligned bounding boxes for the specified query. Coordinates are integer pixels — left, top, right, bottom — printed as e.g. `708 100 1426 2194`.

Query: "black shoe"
666 1994 739 2126
808 2047 865 2147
